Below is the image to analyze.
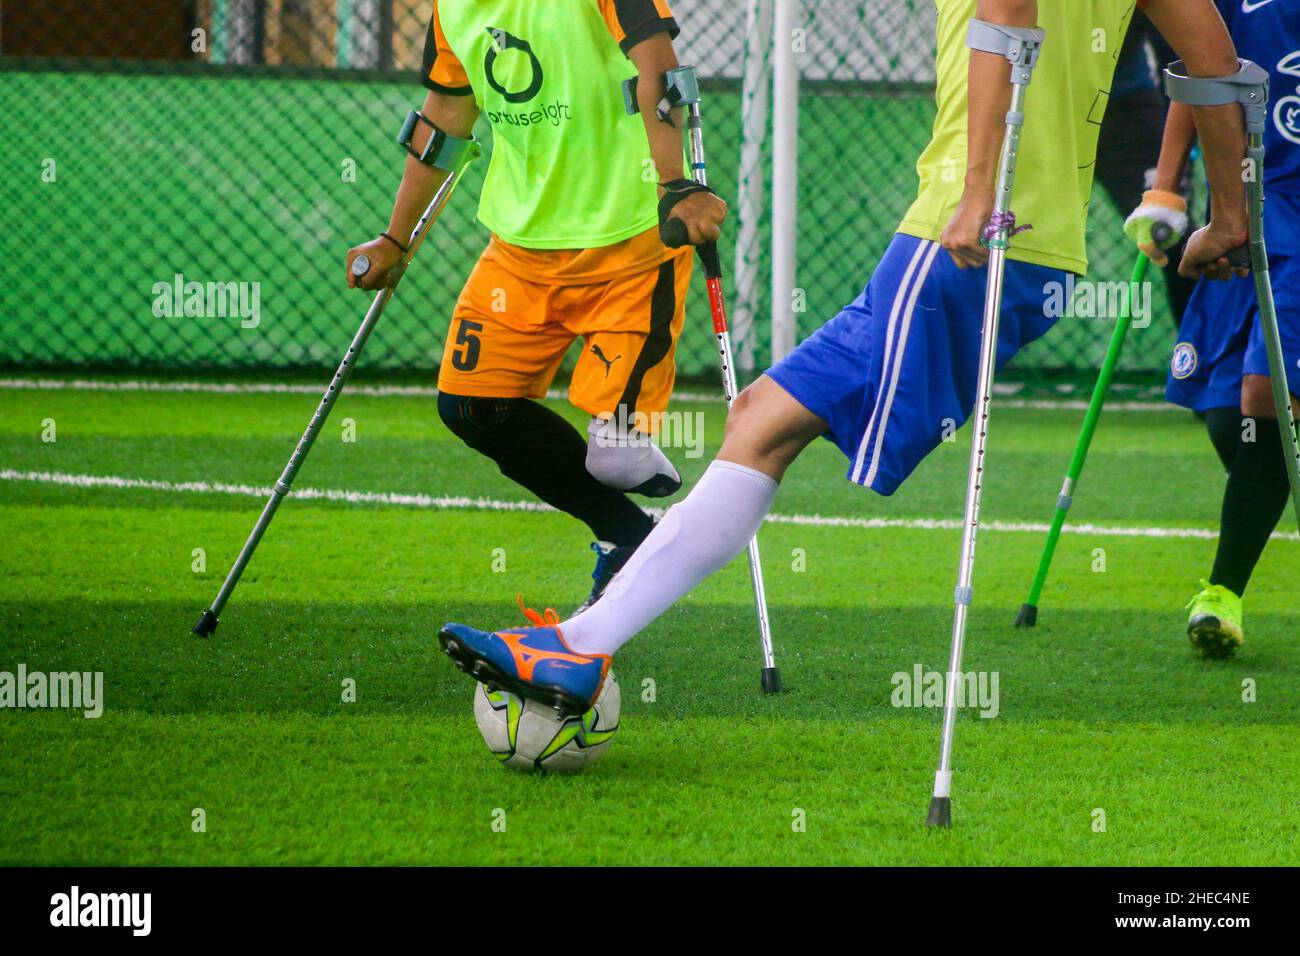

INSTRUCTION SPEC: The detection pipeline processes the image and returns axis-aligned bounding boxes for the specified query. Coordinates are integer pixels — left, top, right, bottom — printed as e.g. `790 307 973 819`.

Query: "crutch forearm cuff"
1163 60 1269 130
622 65 702 121
966 19 1045 76
397 110 480 171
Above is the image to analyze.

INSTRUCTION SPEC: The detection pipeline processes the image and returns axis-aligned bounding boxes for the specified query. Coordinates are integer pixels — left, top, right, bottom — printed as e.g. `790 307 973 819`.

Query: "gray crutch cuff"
966 19 1045 82
396 110 479 171
622 65 701 123
1163 59 1270 132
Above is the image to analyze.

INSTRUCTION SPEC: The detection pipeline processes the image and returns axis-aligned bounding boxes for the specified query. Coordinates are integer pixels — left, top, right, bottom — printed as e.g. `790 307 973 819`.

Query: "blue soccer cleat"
439 599 610 716
573 540 638 615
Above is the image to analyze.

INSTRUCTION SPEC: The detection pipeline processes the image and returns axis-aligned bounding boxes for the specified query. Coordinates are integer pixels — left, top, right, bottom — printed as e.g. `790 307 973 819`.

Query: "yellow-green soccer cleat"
1186 581 1244 660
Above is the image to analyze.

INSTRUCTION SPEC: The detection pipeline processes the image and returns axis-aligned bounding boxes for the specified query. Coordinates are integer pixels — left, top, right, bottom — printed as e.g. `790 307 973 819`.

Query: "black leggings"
437 392 653 548
1203 407 1292 596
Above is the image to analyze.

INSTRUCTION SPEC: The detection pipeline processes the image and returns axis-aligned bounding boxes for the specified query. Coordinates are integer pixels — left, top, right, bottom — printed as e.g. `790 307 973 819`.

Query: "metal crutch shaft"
192 146 478 637
927 20 1045 827
641 66 781 692
704 236 781 691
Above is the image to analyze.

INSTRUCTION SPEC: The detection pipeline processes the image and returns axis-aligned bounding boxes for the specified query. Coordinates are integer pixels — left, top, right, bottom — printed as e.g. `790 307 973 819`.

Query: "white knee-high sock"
560 460 778 656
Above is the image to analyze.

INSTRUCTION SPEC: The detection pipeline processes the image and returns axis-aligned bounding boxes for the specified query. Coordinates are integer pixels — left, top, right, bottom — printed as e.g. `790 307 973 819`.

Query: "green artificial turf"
1 377 1296 865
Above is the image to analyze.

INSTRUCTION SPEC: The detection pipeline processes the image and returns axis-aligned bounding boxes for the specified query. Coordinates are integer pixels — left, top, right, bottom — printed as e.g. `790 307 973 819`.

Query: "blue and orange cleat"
439 598 610 716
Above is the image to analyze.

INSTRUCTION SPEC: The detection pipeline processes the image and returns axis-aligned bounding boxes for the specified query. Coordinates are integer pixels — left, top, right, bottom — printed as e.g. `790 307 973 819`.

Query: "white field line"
0 376 720 404
0 377 1177 412
5 468 1294 542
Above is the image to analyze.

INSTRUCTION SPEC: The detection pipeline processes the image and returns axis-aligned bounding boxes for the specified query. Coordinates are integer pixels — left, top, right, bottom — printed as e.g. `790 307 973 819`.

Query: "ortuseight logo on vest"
483 28 574 129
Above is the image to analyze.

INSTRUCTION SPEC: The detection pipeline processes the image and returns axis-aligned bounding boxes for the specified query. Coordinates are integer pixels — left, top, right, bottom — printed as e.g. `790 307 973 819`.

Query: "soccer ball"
472 672 620 773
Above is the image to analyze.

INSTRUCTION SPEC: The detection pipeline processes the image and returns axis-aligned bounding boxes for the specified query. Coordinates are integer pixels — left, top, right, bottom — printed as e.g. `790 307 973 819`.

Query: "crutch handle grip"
660 217 690 249
661 219 723 279
1225 245 1251 271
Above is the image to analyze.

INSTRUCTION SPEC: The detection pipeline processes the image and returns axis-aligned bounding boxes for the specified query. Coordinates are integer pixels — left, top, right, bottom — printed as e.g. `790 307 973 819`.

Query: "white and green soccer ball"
473 672 620 773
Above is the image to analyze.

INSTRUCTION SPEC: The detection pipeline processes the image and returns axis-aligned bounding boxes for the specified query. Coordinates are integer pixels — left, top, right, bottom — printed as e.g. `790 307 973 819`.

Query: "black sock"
1208 411 1292 597
1203 406 1241 471
438 393 654 548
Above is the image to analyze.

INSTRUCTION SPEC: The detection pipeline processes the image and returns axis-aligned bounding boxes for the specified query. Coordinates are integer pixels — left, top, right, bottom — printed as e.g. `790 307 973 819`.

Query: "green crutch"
1015 251 1153 628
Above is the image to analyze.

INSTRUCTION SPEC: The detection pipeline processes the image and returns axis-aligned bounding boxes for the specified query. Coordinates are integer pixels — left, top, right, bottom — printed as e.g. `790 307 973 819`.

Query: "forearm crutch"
1164 60 1300 534
626 67 782 693
192 122 481 636
1015 251 1154 628
927 20 1045 828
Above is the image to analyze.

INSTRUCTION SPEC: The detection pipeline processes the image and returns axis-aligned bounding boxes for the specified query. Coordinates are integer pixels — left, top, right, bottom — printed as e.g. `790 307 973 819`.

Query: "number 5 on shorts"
451 318 483 371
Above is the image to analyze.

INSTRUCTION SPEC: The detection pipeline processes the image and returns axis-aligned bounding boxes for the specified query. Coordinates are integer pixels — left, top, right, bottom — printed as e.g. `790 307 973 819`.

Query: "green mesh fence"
0 0 1185 389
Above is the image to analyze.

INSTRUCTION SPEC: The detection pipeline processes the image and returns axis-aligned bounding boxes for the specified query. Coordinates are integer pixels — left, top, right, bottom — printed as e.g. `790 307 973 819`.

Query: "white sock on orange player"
584 417 681 498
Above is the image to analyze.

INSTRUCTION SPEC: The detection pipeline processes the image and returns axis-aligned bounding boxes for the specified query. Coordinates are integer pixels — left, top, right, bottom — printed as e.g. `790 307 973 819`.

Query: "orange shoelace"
516 594 560 628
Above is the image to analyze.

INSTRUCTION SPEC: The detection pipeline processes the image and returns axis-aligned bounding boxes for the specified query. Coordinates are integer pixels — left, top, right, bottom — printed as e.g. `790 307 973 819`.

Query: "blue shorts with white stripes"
767 232 1068 495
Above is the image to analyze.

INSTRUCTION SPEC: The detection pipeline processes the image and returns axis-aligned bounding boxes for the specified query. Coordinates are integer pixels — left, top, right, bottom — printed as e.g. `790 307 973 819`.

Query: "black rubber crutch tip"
192 610 219 637
925 796 952 828
760 666 783 694
1014 603 1038 628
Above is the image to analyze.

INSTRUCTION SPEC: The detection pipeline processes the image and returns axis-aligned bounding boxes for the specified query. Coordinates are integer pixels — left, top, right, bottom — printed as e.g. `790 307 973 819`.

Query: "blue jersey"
1167 1 1300 408
1216 0 1300 250
1218 0 1300 191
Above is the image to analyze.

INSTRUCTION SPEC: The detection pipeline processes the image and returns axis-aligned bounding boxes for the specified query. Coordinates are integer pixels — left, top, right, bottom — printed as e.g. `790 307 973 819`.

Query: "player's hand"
1123 189 1188 268
668 190 728 246
941 192 994 269
1180 220 1249 281
346 236 405 291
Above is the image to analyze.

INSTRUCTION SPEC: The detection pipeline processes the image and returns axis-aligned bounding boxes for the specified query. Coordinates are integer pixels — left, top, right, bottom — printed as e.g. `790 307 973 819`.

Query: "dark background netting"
0 0 1186 390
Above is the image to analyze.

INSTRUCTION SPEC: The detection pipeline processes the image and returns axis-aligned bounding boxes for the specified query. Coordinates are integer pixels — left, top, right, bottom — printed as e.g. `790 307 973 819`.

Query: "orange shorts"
437 227 693 426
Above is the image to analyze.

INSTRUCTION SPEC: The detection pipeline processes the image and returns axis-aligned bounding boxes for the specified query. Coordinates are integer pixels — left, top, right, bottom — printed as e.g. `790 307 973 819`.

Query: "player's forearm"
963 0 1038 197
387 158 450 245
628 34 686 186
1152 102 1197 194
1143 0 1248 233
385 90 477 242
1193 105 1250 234
641 94 686 185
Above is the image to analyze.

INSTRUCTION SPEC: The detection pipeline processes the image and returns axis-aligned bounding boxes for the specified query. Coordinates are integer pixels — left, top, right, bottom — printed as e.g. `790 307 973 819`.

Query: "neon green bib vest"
435 0 659 249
